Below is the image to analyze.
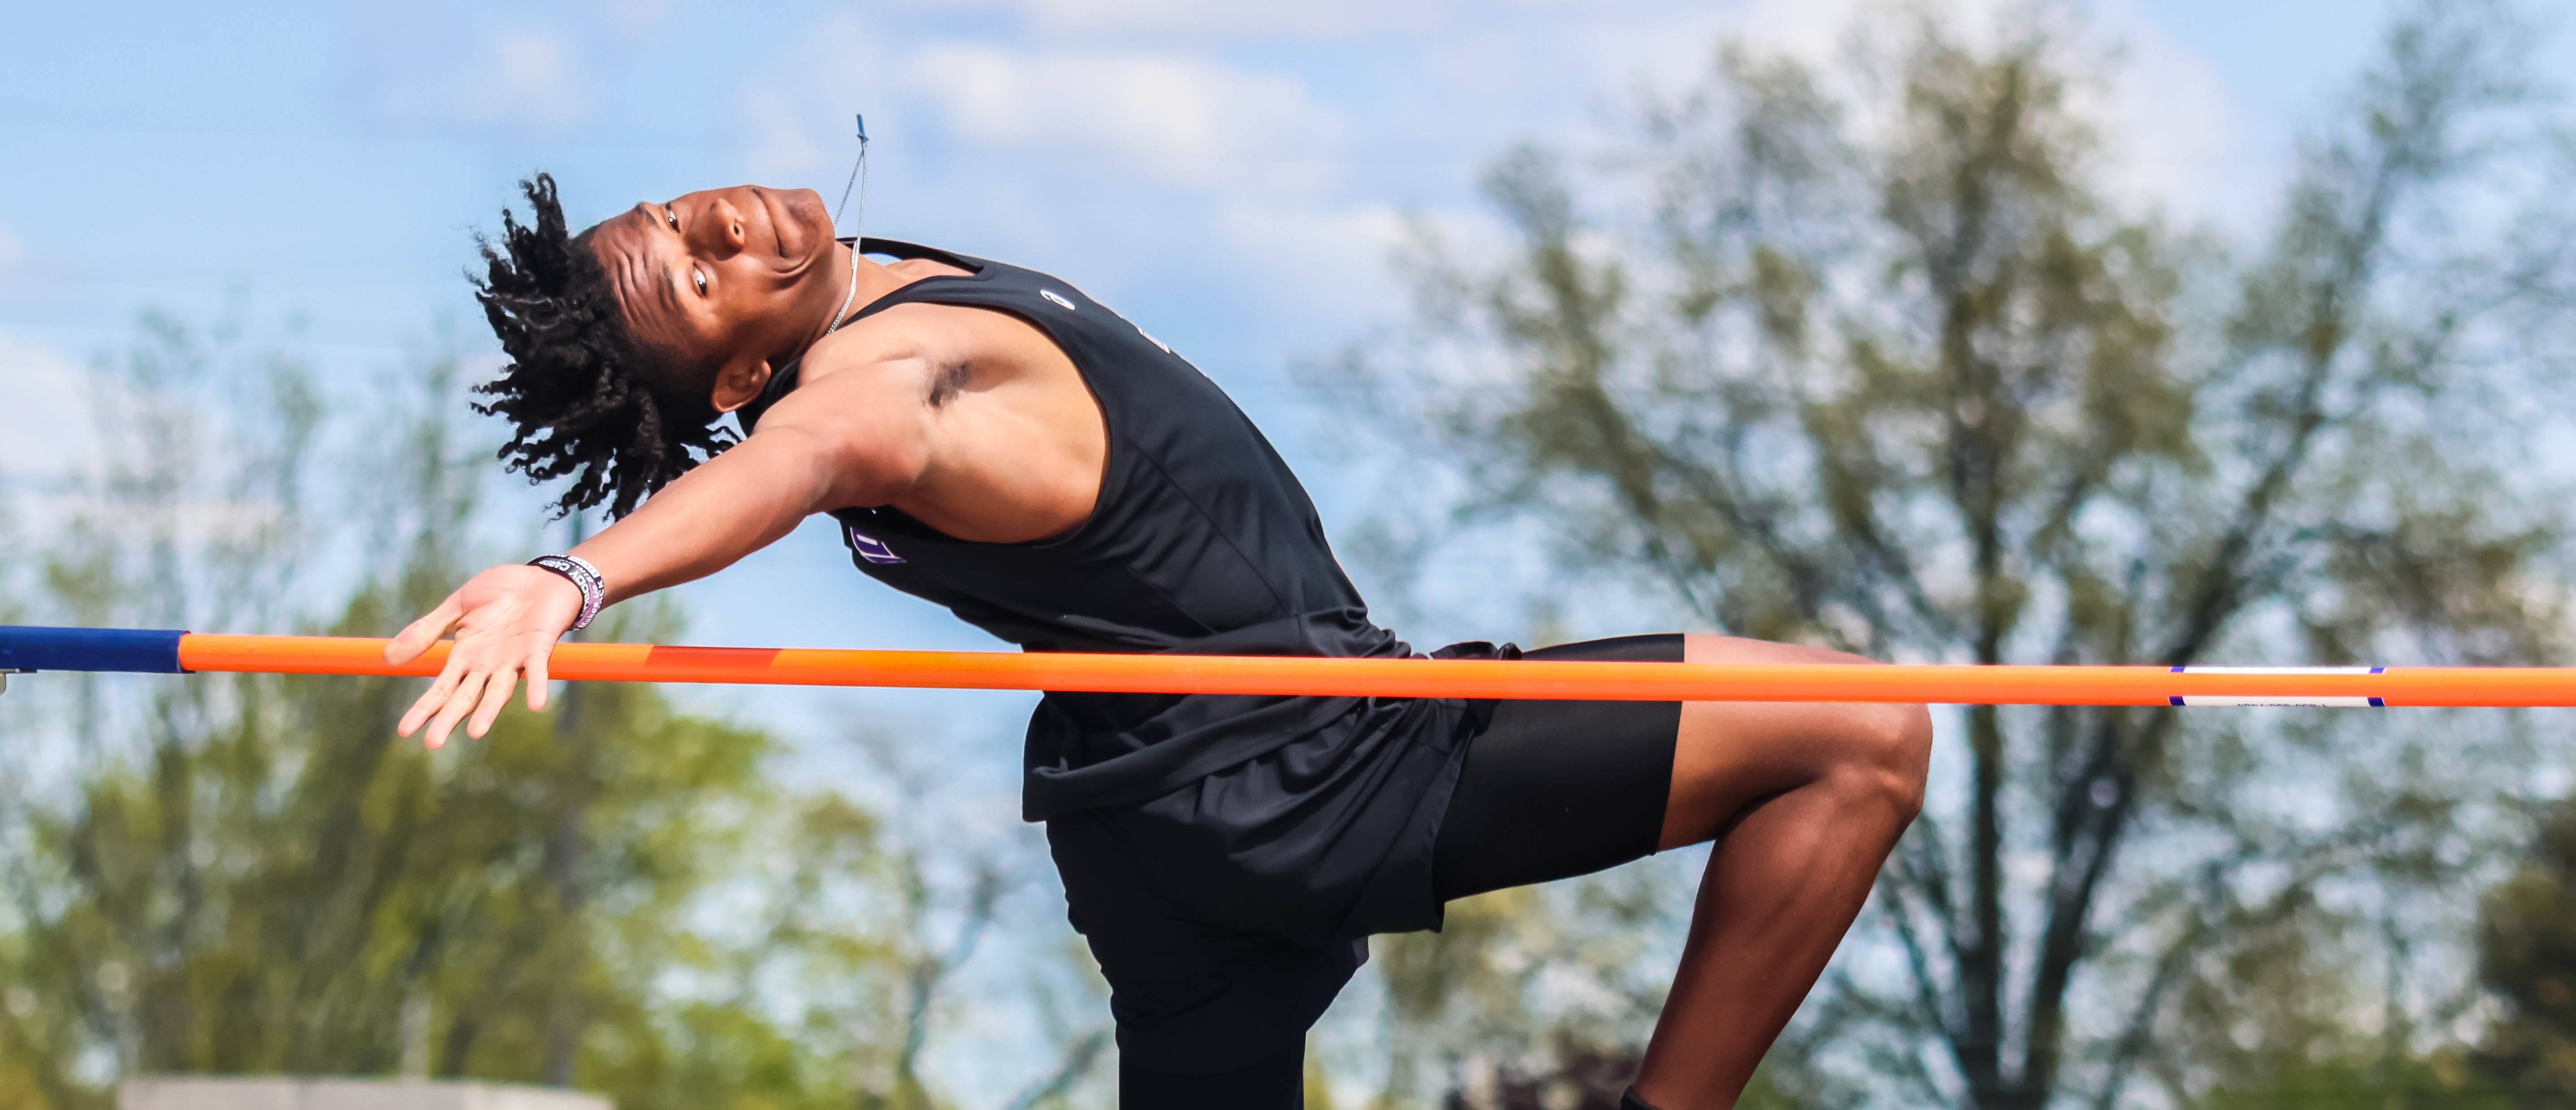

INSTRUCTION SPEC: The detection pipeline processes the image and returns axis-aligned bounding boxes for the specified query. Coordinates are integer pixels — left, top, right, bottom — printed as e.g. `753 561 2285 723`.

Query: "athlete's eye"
693 269 708 295
665 207 679 230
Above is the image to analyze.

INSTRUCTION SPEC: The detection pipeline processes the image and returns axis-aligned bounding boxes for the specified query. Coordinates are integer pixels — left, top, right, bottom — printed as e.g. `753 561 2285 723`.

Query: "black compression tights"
1120 1043 1304 1109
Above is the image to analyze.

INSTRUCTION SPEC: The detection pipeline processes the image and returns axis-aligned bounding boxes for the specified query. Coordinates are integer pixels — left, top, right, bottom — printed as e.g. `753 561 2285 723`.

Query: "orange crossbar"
164 633 2576 707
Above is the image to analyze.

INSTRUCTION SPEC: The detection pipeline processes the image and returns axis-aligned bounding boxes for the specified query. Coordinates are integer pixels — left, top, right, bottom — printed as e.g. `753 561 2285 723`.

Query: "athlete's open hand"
386 564 586 750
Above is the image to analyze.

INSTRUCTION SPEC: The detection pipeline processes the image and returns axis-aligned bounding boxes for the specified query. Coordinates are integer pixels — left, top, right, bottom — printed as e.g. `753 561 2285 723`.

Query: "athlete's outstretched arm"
385 361 935 749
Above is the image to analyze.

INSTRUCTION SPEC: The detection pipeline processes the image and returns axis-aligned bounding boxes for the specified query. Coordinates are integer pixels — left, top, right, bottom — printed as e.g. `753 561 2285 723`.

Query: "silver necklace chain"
824 115 869 337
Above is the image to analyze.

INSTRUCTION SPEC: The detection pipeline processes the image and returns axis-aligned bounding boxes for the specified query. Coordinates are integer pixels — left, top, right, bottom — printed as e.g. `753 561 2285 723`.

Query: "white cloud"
1720 0 2248 228
881 0 1735 43
1733 0 1873 62
888 0 1455 40
737 15 1343 194
1205 199 1409 324
904 46 1341 185
0 330 93 481
352 15 594 134
0 224 25 300
2092 1 2253 229
585 0 672 39
453 30 593 130
734 13 900 181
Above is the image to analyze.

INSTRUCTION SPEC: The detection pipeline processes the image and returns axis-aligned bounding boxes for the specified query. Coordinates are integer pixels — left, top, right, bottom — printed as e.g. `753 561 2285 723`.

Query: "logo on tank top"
845 524 906 565
1039 289 1076 311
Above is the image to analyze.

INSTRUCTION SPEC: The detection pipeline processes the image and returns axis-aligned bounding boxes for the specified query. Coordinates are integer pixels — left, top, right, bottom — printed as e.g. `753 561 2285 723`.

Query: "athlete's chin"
771 187 835 259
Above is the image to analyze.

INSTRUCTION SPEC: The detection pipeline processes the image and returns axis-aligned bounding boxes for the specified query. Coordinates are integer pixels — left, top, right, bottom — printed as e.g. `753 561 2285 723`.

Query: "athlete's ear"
710 358 772 415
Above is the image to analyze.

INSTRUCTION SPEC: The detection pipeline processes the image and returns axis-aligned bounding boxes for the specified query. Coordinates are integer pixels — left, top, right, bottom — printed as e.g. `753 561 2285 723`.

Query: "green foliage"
2204 1052 2502 1110
1364 865 1709 1107
2476 794 2576 1104
1336 0 2576 1106
7 612 773 1080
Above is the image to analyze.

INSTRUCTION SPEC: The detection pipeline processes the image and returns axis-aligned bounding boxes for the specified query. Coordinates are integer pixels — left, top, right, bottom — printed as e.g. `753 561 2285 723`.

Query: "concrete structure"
118 1077 610 1110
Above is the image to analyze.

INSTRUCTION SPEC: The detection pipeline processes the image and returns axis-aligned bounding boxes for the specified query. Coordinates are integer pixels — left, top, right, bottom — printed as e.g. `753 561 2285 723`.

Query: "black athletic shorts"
1068 634 1685 1105
1432 634 1682 901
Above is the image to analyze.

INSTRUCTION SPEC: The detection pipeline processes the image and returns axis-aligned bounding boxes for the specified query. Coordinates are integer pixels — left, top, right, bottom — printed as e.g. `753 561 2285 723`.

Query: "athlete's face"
588 184 849 403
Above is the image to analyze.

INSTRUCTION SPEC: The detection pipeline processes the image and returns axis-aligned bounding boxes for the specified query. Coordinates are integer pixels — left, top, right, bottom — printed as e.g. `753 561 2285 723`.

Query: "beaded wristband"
527 554 605 631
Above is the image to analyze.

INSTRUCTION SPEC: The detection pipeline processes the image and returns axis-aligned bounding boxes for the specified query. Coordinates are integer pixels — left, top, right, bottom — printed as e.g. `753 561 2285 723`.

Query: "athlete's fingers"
422 670 488 750
420 675 476 750
525 651 552 715
466 663 519 739
386 593 465 665
398 646 479 737
397 618 487 737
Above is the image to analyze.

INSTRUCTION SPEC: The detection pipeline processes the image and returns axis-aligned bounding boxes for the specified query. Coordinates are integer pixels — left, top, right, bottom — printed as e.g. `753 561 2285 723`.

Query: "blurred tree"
1331 0 2576 1106
0 311 1101 1110
2476 793 2576 1106
1369 874 1694 1107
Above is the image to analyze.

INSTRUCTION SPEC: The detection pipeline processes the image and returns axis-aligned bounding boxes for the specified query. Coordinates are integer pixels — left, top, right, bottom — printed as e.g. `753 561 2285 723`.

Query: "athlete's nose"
690 197 749 259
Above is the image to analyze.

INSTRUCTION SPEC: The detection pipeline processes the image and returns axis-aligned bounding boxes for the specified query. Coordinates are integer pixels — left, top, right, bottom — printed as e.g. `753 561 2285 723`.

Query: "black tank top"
738 240 1437 827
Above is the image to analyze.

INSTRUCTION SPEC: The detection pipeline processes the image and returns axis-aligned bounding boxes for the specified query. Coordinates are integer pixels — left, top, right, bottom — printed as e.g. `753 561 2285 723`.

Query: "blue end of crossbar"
0 626 187 674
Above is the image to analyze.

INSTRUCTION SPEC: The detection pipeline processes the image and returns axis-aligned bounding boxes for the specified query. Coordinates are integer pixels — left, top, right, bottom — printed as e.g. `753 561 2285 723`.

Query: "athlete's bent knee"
1840 702 1932 824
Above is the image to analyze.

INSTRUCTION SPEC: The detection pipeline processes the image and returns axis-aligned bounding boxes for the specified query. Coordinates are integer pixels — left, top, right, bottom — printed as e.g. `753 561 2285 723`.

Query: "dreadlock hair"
472 173 735 519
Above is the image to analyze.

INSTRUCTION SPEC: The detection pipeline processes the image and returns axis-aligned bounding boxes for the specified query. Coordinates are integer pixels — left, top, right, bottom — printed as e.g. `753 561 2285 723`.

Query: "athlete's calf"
1637 635 1933 1110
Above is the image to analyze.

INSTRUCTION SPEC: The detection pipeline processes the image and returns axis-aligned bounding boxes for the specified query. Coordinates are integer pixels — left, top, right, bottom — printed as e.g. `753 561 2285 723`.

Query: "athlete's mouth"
751 188 789 260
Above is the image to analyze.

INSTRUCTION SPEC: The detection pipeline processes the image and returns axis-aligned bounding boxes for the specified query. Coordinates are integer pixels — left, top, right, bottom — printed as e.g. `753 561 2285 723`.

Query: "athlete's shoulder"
883 256 974 283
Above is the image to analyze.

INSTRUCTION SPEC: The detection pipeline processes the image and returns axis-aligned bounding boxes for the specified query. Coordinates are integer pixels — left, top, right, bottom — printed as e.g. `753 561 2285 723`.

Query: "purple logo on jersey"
847 524 906 565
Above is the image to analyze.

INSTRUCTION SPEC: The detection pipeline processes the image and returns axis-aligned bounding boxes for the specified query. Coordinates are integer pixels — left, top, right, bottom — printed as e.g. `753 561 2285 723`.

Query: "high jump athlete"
386 175 1931 1110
